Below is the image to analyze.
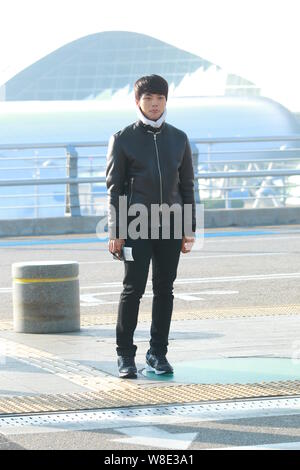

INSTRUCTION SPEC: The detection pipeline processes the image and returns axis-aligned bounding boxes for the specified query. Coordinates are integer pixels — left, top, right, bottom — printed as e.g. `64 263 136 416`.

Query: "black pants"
116 226 182 357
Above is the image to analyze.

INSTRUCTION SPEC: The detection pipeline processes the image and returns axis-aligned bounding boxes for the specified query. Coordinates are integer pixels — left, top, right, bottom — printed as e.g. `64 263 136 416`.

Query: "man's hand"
181 236 195 253
108 238 125 260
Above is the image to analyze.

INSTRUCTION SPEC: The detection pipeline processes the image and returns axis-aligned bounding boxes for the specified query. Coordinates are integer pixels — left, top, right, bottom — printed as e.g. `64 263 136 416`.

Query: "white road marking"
2 271 300 296
174 272 300 285
205 235 300 244
79 272 300 290
189 252 286 259
188 290 238 295
82 290 239 297
80 290 239 306
112 425 197 450
175 290 239 301
214 441 300 450
79 252 286 264
174 294 205 301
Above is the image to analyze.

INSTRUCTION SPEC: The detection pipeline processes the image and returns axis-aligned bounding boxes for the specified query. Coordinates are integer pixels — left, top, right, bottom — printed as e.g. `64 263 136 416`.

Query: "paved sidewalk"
1 313 300 450
1 313 300 408
1 227 300 449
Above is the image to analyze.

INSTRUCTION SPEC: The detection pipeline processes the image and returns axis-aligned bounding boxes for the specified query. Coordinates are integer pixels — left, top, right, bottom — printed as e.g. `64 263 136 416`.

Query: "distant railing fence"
0 136 300 219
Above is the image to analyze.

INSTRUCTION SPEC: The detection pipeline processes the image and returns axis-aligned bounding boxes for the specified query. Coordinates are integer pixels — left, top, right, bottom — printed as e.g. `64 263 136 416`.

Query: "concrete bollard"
12 261 80 333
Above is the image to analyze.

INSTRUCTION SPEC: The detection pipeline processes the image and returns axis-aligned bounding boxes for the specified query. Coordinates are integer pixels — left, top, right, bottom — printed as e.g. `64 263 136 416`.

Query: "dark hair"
134 74 168 101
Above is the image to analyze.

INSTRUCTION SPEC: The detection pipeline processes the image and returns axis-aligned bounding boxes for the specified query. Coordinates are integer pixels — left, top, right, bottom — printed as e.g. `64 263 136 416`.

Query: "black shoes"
117 356 137 378
145 350 174 375
117 352 174 377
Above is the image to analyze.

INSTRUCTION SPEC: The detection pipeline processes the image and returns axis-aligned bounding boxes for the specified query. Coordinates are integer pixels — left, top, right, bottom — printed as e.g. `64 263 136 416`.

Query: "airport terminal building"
0 31 259 102
1 30 300 222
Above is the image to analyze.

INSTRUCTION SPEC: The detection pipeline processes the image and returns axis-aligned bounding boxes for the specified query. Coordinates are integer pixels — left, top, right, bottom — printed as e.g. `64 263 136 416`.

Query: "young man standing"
106 75 196 378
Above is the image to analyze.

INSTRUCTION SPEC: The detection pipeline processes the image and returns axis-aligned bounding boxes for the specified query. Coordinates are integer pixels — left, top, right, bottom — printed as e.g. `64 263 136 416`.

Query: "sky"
0 0 300 111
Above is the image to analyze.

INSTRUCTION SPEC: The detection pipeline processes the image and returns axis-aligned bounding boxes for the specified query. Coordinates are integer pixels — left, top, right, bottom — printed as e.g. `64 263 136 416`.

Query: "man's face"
136 93 167 121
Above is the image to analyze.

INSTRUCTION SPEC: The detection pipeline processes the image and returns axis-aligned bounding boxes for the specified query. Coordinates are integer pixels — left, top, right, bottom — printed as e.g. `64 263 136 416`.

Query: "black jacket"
106 119 196 238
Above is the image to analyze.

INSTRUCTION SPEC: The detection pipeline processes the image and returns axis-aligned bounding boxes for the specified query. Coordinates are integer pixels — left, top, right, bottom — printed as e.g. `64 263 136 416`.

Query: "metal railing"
0 135 300 218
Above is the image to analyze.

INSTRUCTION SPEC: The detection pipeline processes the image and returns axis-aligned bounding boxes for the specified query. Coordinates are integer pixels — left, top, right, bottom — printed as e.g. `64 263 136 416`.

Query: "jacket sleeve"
106 133 128 239
178 136 197 235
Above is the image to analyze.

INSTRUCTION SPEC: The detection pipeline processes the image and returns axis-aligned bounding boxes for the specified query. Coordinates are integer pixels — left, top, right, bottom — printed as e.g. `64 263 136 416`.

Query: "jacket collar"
136 106 167 133
136 119 166 134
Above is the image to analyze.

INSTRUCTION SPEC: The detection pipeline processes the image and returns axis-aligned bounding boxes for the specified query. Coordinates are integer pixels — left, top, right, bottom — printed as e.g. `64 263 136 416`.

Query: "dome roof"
0 95 299 145
2 31 255 102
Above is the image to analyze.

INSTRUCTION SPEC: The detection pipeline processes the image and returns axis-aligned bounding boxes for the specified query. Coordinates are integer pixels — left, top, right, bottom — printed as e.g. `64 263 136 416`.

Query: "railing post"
224 164 231 208
65 145 80 216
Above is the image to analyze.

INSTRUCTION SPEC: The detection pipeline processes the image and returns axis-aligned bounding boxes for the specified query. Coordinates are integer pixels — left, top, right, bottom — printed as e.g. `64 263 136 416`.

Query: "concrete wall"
205 207 300 228
1 207 300 237
0 215 101 237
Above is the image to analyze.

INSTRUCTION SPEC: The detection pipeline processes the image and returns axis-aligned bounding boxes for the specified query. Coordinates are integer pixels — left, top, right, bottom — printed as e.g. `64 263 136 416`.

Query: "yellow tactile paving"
1 305 300 414
0 380 300 415
71 304 300 326
1 338 136 393
1 304 300 331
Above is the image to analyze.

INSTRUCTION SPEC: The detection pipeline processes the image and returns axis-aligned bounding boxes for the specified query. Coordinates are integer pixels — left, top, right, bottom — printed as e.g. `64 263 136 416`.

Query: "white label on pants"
123 247 134 261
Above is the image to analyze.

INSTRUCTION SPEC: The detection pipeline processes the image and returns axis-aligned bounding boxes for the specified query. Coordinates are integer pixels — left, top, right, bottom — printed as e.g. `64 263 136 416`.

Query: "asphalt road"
1 225 300 321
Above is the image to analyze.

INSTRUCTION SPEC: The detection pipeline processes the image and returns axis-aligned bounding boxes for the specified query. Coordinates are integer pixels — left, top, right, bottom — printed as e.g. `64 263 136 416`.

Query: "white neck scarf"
136 106 167 129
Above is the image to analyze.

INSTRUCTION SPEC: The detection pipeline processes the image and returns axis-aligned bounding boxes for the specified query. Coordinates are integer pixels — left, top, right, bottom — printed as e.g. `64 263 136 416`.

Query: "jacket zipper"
153 133 163 226
129 177 134 206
